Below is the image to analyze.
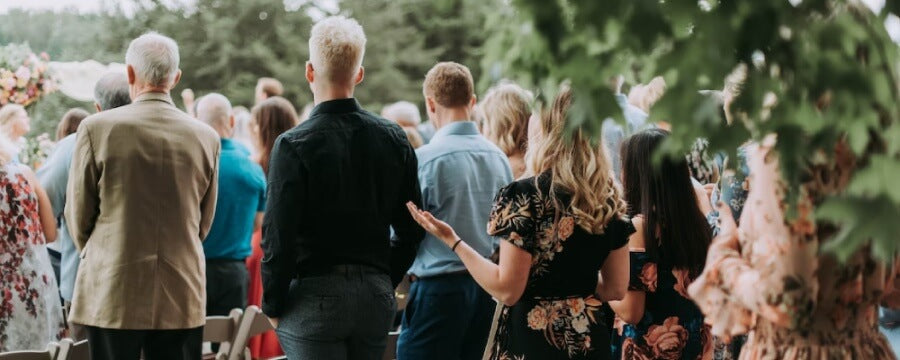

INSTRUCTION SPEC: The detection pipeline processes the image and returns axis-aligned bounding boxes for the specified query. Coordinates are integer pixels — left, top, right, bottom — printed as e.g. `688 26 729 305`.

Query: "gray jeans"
275 264 396 360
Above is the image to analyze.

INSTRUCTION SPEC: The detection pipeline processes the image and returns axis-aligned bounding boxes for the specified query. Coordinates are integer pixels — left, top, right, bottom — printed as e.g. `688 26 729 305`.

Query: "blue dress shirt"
408 121 513 278
36 133 78 301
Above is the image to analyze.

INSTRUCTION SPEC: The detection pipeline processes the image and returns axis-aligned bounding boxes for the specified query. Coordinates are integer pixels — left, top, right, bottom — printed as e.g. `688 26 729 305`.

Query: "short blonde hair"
0 104 26 137
480 83 533 156
309 16 367 84
423 62 474 108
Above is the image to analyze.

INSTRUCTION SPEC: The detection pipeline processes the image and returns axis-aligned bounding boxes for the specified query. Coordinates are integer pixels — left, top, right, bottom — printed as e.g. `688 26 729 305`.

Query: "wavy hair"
525 86 627 234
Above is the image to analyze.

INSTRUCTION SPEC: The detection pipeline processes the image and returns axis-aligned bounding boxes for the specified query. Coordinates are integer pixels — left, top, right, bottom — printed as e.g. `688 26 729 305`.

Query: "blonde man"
397 62 513 360
480 82 534 179
66 32 220 360
261 16 425 359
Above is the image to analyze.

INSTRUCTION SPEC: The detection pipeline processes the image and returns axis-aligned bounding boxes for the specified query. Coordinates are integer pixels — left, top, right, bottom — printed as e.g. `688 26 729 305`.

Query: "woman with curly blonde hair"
480 82 533 178
407 86 632 360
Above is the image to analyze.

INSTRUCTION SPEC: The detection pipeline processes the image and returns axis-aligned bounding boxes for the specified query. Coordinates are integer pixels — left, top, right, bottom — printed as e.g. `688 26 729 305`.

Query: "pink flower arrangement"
0 43 57 107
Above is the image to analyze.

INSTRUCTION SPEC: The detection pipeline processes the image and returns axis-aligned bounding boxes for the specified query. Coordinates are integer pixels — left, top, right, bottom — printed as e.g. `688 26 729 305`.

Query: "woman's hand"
712 201 740 251
406 202 459 247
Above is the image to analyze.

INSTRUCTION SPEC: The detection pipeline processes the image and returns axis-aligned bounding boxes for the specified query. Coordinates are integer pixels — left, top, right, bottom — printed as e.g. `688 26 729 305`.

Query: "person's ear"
469 95 477 109
126 65 136 85
354 66 365 85
305 62 315 84
426 97 436 114
94 103 102 113
229 115 235 129
171 70 182 89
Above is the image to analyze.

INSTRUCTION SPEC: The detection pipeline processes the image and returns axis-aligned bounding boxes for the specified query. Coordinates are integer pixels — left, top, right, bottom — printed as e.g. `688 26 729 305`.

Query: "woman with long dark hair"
609 128 714 359
245 96 298 359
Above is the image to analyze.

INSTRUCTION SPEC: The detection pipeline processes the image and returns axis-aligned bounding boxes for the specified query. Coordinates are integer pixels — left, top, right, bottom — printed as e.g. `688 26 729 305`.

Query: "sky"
0 0 895 41
0 0 337 16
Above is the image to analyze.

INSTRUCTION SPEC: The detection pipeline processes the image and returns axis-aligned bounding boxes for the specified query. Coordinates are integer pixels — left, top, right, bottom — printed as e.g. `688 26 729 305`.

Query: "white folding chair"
203 308 244 360
54 339 89 360
0 343 58 360
228 305 273 360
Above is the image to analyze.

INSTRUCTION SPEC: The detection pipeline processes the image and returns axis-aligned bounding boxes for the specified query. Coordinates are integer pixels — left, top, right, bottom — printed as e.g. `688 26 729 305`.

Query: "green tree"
486 0 900 260
104 0 316 108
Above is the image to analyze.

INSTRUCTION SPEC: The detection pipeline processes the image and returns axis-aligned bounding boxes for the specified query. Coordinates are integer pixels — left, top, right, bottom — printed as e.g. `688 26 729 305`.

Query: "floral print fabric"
0 163 65 351
484 175 633 360
612 251 712 360
687 138 899 359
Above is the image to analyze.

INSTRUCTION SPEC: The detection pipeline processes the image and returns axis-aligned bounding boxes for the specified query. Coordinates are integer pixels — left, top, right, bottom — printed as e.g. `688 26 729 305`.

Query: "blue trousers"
275 265 396 360
397 273 495 360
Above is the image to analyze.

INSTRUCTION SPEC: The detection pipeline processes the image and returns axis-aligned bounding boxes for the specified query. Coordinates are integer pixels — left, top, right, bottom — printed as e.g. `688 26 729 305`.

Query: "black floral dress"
485 175 634 360
610 251 713 359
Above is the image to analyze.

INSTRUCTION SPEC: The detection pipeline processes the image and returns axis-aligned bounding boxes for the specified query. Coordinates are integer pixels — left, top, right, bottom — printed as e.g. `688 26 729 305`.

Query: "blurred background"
0 0 503 136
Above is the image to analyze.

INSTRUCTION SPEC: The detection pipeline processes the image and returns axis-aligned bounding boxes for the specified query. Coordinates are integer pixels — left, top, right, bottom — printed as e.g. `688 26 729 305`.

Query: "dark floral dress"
0 162 65 351
611 251 712 359
484 175 634 360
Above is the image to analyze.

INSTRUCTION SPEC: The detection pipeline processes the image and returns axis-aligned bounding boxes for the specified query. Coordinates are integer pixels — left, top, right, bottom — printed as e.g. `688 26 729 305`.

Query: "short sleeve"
255 167 267 212
627 251 656 292
487 182 537 254
606 218 635 250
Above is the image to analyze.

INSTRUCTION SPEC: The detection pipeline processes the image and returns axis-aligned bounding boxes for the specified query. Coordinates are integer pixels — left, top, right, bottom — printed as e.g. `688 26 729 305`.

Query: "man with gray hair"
66 32 220 360
195 94 266 331
37 71 131 341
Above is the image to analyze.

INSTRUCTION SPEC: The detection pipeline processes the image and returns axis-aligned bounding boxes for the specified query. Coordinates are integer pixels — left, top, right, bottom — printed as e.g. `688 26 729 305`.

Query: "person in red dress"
245 95 298 359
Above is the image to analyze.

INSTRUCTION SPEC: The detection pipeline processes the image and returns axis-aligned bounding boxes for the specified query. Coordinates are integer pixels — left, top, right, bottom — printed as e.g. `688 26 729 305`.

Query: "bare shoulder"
628 215 646 250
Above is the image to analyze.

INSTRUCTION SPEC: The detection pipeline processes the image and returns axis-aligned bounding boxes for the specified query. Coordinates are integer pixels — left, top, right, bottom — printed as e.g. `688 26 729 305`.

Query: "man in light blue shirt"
37 71 131 340
398 62 513 360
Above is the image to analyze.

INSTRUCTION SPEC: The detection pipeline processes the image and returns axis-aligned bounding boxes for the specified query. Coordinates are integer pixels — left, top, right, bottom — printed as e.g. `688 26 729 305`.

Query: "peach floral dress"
687 137 899 359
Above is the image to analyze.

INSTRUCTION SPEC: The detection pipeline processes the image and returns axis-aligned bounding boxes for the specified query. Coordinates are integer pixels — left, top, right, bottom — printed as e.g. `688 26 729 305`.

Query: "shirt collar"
220 138 235 149
309 98 362 116
134 92 174 105
431 121 479 141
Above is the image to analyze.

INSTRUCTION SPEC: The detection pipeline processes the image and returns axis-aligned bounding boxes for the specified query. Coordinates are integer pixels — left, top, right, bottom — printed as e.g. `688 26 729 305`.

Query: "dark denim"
397 273 495 360
275 265 396 360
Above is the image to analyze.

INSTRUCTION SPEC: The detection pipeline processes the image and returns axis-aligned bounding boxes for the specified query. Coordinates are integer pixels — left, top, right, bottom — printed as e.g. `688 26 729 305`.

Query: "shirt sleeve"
36 138 72 219
261 135 304 317
64 127 100 251
688 140 817 341
627 251 656 292
389 143 426 287
487 182 537 254
198 143 220 241
257 172 267 212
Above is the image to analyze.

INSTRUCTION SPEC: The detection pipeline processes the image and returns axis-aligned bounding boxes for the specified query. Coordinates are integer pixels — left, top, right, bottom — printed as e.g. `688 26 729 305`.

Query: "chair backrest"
382 331 399 360
0 343 58 360
227 305 273 360
55 339 89 360
203 308 243 360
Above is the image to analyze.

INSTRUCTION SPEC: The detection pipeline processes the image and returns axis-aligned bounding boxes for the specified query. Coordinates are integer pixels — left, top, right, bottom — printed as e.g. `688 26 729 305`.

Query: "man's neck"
434 107 471 130
132 86 169 100
312 84 355 105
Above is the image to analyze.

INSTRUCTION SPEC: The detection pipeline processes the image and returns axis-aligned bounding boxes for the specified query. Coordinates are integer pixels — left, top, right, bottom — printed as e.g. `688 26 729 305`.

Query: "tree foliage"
486 0 900 260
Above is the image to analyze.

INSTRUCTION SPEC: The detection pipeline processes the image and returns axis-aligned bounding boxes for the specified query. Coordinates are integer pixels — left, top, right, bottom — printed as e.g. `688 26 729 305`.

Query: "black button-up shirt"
261 98 425 317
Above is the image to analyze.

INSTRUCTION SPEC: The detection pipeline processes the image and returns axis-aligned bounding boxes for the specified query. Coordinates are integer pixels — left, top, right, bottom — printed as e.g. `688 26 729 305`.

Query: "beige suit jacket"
65 92 220 329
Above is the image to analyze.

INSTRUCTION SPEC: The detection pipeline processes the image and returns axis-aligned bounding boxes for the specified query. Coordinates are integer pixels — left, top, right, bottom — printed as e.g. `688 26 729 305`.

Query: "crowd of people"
0 14 898 360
